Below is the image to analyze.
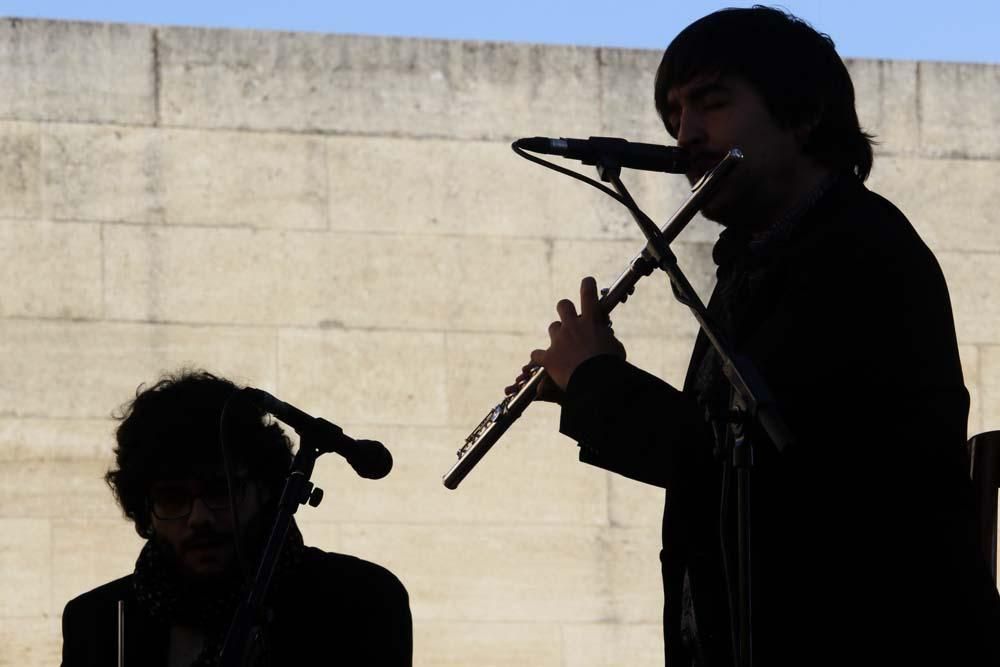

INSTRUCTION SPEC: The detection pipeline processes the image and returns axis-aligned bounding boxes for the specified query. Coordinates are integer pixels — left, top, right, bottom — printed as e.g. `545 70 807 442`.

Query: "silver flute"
443 149 743 489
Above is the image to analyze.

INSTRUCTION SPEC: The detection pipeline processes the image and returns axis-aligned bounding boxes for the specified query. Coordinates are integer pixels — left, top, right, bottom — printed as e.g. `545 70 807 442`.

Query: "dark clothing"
61 546 412 666
560 176 1000 665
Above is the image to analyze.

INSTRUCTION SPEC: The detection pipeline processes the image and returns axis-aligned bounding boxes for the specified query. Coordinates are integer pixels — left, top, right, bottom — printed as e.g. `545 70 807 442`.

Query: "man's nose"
187 497 216 527
676 108 706 148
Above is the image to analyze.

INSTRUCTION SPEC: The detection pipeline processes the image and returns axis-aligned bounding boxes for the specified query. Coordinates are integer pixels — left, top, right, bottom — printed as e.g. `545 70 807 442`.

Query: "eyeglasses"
148 477 247 520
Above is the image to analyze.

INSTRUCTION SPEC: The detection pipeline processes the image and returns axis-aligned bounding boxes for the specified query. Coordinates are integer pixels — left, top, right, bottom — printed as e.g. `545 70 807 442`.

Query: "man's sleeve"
344 559 413 665
60 597 87 667
559 353 713 489
373 570 413 666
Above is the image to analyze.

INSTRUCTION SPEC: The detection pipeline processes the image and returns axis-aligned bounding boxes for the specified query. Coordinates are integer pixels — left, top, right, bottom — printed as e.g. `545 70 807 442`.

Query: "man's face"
148 466 268 578
663 73 809 228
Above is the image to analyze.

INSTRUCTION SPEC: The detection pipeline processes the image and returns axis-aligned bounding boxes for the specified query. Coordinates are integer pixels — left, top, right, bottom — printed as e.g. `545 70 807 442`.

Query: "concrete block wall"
0 17 997 666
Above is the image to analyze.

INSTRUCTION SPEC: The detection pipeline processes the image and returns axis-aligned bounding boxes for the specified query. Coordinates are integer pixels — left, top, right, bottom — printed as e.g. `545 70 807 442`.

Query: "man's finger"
547 320 561 341
580 276 600 320
555 298 578 322
529 348 546 366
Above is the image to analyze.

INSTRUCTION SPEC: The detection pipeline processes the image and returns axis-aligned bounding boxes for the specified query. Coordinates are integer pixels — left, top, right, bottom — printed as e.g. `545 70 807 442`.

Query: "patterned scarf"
681 174 843 665
133 520 307 666
692 173 842 458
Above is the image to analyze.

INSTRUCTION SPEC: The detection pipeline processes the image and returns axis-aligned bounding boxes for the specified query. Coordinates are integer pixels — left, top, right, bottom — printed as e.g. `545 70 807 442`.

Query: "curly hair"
654 5 875 181
105 370 293 538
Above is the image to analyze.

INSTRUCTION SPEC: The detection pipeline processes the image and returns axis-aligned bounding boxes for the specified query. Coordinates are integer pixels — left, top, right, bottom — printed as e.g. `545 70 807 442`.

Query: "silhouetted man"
517 7 1000 665
61 370 412 666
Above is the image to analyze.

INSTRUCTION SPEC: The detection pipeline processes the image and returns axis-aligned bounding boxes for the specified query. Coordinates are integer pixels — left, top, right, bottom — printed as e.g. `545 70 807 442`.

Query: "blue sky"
3 1 999 64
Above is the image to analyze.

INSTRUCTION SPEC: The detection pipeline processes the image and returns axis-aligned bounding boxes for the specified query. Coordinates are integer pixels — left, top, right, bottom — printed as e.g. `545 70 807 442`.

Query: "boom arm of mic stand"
599 149 793 454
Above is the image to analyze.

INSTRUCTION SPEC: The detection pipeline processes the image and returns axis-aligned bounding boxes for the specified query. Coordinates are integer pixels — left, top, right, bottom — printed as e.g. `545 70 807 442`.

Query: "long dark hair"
654 5 874 181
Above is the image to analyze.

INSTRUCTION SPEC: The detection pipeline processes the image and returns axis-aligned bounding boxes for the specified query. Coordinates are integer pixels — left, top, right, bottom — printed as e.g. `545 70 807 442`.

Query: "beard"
165 501 277 585
135 533 245 631
134 498 309 643
697 170 774 234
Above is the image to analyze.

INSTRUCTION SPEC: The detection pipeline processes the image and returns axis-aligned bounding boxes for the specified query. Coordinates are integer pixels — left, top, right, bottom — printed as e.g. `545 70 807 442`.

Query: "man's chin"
180 546 234 578
699 189 750 229
699 201 730 226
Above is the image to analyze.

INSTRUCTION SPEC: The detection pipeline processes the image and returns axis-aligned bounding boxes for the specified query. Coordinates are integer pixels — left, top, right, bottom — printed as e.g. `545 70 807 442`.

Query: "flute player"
511 7 1000 666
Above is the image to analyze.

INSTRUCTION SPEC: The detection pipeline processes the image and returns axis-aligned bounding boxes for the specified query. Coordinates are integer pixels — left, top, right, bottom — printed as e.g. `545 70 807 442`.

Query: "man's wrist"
564 354 627 398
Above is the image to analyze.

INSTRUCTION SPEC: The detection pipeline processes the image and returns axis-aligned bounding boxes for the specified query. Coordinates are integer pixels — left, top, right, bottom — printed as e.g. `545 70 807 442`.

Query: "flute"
443 149 743 489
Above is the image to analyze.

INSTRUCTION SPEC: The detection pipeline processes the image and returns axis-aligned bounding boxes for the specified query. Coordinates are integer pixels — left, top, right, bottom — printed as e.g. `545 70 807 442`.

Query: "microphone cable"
512 138 652 219
219 388 251 583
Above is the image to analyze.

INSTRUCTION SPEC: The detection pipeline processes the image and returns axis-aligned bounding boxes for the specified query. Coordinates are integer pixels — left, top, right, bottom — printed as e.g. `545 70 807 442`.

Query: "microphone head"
516 135 690 173
516 136 560 155
350 440 393 480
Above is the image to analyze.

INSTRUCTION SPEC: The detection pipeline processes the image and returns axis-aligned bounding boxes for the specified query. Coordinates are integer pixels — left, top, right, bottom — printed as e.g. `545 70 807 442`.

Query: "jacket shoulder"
298 547 408 601
63 574 134 617
790 178 944 296
275 547 413 663
825 180 931 258
62 575 136 667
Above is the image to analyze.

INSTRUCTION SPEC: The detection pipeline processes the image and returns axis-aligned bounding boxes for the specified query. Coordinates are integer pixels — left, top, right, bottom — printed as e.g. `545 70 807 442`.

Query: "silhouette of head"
655 6 873 182
106 370 292 576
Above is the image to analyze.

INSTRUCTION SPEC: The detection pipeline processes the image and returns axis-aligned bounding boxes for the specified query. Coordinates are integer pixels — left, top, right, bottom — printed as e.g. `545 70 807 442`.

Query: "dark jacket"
61 546 412 666
560 176 1000 666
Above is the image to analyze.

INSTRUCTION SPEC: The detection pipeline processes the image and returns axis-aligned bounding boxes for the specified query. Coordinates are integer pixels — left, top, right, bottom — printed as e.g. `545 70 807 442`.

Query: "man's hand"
518 276 626 394
505 361 565 404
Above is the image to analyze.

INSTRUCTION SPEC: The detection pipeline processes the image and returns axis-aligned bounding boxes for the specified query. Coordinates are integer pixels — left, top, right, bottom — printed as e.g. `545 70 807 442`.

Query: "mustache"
180 531 233 552
687 151 728 173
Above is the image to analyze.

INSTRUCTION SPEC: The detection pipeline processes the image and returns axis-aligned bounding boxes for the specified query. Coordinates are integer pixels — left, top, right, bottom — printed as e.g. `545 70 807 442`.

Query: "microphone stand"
219 425 328 667
593 154 794 667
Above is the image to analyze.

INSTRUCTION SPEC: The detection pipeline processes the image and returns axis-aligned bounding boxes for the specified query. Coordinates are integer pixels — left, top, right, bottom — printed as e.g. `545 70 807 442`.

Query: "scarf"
693 173 842 456
133 520 307 667
681 174 842 666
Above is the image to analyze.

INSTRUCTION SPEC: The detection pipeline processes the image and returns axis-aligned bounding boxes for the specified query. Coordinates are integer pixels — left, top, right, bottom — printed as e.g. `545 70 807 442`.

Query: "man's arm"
559 353 713 488
522 276 713 489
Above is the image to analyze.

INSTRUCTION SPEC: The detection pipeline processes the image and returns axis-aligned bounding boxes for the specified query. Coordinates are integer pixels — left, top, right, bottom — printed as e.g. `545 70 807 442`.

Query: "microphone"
242 388 392 480
517 136 690 173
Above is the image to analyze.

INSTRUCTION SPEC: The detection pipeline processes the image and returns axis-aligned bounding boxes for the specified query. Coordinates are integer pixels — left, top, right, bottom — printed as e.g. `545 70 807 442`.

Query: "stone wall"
1 17 998 666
